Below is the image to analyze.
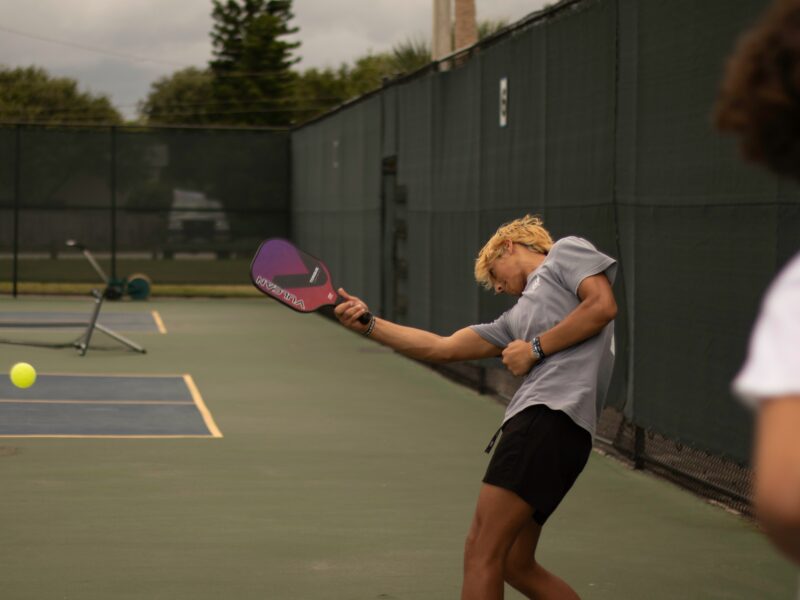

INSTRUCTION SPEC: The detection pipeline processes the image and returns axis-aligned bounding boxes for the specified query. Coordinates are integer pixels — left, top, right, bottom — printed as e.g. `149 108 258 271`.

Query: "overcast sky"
0 0 551 120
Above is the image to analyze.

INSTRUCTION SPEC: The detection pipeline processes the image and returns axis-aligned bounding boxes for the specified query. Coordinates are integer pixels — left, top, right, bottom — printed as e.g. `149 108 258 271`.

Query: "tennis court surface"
0 295 794 599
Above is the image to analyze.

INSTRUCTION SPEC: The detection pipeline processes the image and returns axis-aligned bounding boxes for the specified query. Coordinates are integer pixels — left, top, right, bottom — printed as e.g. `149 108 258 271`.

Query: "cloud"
293 0 550 69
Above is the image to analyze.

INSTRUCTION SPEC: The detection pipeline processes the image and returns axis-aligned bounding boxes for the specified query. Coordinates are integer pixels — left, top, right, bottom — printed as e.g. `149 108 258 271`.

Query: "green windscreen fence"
291 0 800 510
614 0 782 464
291 96 383 308
1 125 290 287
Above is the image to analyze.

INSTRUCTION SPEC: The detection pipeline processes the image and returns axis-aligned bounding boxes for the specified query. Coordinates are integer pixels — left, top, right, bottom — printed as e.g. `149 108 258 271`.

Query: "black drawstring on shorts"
485 423 504 454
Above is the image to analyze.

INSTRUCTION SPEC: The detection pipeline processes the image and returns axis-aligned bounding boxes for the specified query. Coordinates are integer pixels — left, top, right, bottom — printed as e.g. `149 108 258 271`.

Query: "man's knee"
503 554 536 590
463 528 504 573
463 531 475 562
463 531 488 568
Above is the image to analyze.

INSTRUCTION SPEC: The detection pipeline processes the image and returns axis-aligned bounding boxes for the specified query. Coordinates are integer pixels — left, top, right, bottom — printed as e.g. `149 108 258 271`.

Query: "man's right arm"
369 319 503 363
334 288 502 363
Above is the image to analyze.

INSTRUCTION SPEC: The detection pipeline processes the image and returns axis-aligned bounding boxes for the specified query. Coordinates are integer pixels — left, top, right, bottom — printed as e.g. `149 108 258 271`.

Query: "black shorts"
483 404 592 525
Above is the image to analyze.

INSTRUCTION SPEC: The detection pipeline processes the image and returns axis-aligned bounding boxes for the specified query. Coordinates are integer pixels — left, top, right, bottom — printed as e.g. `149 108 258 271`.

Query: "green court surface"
0 296 795 599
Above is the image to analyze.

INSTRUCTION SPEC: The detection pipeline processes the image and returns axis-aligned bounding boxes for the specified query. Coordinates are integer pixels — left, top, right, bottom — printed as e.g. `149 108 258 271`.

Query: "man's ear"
505 239 514 253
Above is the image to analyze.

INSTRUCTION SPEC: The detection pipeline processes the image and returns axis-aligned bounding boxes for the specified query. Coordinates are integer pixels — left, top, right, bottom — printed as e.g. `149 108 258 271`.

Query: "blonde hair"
474 214 554 290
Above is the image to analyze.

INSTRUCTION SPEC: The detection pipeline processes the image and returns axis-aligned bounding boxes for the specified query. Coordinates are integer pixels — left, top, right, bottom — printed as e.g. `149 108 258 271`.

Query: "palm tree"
478 19 509 40
391 37 431 73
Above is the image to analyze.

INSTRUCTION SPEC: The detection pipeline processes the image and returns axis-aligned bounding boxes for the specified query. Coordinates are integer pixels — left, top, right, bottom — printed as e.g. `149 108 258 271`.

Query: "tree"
291 20 509 123
138 67 214 125
0 66 121 124
209 0 300 126
291 67 349 118
291 41 429 121
477 19 509 41
389 36 431 74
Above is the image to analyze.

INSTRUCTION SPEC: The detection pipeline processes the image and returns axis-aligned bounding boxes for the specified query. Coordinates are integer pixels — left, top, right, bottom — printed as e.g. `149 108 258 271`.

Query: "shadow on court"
0 296 794 599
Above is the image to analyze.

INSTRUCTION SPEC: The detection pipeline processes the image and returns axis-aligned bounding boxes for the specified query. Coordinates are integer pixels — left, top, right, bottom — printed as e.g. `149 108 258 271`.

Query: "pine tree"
209 0 300 126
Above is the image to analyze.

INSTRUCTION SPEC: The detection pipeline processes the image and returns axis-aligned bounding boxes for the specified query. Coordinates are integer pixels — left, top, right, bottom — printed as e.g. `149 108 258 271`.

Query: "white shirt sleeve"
552 236 618 294
732 252 800 408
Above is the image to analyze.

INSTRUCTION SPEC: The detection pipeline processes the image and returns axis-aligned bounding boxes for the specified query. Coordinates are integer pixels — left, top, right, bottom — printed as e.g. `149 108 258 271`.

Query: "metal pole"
379 87 387 319
12 125 21 298
286 130 294 242
110 126 117 280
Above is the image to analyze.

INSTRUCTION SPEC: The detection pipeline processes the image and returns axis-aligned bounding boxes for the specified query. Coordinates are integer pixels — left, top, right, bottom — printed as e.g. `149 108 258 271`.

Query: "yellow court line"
0 435 220 439
152 310 167 334
183 374 223 438
32 372 186 378
0 399 193 405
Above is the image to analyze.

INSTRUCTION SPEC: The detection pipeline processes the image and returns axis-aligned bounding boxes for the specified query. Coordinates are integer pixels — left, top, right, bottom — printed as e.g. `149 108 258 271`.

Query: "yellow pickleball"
10 362 36 389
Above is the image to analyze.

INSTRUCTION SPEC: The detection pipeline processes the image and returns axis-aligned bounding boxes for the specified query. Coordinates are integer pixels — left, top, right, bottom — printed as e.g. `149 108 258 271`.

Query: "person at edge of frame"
335 214 617 600
715 0 800 572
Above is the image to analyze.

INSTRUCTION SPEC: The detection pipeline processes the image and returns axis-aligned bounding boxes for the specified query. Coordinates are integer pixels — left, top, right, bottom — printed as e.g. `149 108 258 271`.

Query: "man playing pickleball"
335 214 617 600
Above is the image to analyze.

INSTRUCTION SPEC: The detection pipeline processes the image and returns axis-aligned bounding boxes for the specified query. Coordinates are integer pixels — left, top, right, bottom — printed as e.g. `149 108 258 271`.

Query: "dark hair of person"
715 0 800 180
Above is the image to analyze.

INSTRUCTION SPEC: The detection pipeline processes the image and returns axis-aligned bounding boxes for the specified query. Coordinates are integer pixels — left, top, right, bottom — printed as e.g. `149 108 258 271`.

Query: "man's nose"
494 283 503 293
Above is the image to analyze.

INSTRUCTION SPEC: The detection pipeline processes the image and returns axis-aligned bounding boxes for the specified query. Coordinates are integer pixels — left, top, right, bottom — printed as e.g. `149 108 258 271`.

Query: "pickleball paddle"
250 238 372 324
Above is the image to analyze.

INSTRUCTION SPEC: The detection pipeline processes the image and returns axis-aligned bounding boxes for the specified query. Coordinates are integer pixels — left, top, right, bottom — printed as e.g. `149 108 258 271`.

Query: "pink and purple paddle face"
250 238 371 324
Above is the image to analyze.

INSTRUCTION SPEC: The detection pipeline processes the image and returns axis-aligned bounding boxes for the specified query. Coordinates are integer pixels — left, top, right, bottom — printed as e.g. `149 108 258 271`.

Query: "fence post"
12 125 21 298
633 424 645 470
110 125 117 280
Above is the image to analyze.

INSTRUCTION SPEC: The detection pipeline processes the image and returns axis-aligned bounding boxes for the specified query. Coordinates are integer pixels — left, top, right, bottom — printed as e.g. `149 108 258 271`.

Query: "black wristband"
364 315 377 337
532 336 546 360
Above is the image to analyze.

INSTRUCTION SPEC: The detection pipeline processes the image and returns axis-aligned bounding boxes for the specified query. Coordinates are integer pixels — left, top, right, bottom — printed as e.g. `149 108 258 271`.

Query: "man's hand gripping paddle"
250 238 372 324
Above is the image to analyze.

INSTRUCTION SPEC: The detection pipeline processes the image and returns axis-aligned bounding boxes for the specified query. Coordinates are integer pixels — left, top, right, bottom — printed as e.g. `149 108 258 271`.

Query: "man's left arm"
502 273 617 376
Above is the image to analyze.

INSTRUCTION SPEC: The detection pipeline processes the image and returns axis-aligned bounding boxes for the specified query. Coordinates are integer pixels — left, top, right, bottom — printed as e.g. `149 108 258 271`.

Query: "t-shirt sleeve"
470 311 513 349
732 253 800 408
552 236 618 294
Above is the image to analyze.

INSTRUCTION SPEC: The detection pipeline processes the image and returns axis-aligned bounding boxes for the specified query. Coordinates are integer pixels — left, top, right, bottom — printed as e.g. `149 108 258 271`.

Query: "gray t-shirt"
470 236 617 436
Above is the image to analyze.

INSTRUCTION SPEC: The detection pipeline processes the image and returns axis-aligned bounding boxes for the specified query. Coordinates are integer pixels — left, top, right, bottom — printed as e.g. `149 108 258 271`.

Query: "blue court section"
0 374 219 437
0 311 161 332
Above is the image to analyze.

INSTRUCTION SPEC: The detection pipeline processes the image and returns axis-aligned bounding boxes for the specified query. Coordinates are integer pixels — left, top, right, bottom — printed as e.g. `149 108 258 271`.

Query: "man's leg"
462 483 534 600
504 519 581 599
